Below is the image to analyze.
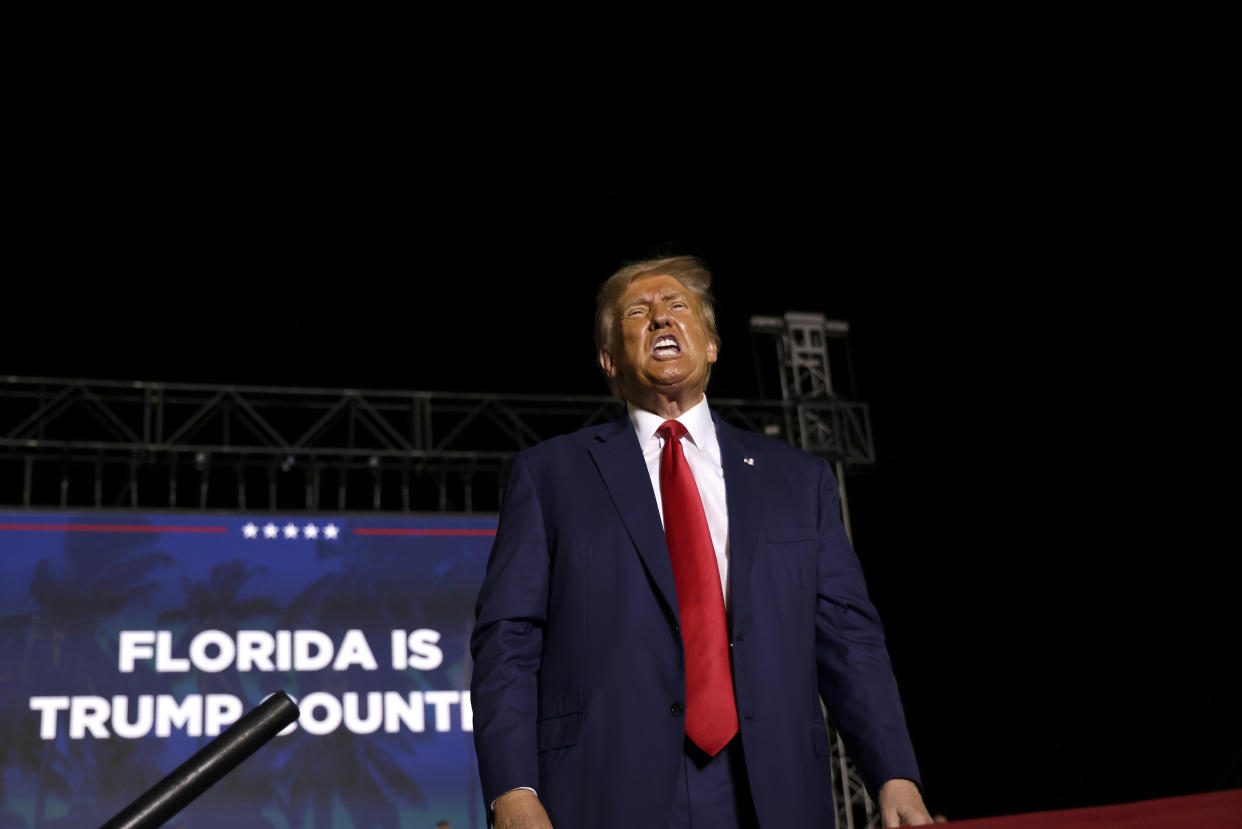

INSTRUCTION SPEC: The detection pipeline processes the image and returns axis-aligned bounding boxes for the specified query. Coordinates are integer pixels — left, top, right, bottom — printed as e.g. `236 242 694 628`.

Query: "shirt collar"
627 396 718 457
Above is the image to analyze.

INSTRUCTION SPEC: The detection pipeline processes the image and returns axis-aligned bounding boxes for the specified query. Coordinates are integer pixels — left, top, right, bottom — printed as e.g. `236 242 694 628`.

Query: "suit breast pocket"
760 523 817 598
763 523 816 545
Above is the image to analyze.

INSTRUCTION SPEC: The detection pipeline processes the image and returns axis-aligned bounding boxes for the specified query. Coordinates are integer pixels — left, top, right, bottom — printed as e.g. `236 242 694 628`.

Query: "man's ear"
599 349 616 378
706 339 718 365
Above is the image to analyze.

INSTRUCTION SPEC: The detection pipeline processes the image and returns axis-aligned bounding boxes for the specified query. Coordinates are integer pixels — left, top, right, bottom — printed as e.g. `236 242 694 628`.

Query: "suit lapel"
589 417 681 623
714 414 762 636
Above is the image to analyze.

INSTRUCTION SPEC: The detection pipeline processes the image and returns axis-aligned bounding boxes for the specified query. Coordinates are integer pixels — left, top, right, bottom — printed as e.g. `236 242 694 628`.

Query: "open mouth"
652 335 681 358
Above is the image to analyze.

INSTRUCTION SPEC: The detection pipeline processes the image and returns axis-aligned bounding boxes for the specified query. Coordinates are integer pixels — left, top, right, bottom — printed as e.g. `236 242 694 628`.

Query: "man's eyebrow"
625 288 687 303
621 288 688 312
620 297 649 315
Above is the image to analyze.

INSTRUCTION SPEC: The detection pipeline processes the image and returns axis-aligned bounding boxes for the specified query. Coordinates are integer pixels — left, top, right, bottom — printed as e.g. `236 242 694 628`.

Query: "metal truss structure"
3 313 883 827
749 312 859 451
1 376 874 514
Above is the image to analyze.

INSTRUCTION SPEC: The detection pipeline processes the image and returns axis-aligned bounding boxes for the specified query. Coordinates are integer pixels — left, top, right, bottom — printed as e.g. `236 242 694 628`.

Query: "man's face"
599 273 718 411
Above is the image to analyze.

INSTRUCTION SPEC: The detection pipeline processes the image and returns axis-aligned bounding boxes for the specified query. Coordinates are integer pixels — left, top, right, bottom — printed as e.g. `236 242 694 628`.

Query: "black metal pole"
100 691 299 829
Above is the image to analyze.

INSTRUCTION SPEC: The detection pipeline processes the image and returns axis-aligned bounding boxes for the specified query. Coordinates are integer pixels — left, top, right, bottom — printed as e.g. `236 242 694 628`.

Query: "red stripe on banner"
0 524 228 533
353 528 497 536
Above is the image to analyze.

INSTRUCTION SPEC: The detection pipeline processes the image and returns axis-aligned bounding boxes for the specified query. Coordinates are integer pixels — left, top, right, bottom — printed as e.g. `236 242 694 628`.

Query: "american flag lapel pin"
743 457 754 465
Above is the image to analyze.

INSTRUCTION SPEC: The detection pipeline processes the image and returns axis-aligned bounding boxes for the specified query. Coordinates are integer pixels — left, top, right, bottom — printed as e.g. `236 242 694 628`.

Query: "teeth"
654 338 677 348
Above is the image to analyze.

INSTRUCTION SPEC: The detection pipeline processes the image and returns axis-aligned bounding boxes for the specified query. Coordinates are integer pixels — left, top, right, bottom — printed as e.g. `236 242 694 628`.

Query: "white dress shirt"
628 396 731 603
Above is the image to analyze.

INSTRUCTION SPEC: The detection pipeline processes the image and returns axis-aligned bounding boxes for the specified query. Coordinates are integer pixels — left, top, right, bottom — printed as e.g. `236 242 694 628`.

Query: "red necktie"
657 419 738 756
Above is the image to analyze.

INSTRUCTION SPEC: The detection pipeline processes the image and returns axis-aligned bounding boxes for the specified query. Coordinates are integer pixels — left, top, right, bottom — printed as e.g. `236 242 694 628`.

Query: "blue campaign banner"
0 510 496 829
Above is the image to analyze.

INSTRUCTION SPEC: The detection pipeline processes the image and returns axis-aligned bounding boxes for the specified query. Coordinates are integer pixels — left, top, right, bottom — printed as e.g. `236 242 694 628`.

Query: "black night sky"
3 51 1235 822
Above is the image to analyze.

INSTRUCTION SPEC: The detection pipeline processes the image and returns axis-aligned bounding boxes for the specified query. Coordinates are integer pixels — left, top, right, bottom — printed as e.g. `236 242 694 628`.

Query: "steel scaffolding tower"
750 312 881 829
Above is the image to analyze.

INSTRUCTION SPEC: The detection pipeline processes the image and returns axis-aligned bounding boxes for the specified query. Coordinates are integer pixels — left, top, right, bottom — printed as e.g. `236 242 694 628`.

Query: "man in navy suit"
471 256 931 828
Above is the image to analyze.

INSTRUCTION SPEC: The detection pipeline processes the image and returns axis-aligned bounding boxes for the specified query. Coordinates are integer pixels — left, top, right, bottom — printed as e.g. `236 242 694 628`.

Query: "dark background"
2 49 1235 822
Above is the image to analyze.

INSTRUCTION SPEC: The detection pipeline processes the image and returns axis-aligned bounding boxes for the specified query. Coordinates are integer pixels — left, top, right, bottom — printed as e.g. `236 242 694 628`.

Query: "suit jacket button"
670 702 684 716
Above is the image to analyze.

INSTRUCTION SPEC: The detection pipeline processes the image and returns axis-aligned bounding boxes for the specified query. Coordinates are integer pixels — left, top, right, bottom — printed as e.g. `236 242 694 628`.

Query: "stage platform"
939 788 1240 827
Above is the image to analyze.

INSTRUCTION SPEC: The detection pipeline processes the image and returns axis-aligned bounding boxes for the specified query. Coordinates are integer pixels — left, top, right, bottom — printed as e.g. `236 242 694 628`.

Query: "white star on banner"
303 523 319 539
242 522 258 539
323 523 340 540
283 523 299 539
263 523 279 539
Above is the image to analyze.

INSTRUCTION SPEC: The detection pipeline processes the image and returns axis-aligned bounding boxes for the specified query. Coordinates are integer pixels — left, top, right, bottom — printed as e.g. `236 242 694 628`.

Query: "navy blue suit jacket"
470 412 920 827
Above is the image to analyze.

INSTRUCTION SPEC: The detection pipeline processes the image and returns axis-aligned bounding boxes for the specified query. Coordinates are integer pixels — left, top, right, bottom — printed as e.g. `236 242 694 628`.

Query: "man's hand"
878 778 933 827
492 788 552 829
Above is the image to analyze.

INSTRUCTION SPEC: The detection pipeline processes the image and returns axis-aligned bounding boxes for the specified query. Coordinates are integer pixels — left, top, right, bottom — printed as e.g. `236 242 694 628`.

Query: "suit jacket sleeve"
470 453 549 805
812 458 922 797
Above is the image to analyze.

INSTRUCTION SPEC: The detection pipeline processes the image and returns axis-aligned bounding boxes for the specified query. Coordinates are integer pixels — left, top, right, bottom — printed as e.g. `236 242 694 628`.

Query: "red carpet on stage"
938 789 1241 827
